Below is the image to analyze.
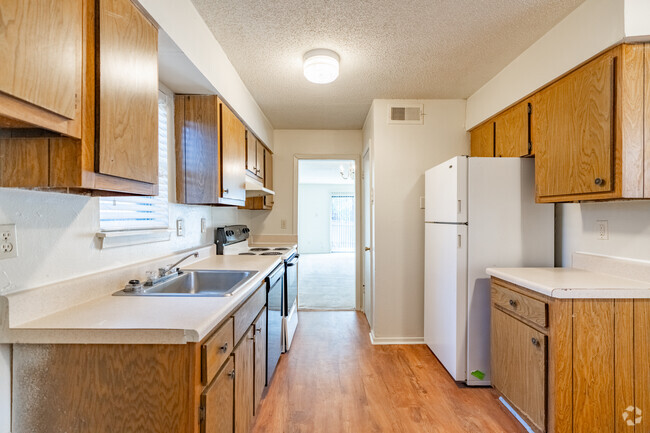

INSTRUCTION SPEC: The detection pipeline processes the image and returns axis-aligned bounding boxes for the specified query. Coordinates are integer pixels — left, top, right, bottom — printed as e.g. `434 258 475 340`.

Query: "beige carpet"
298 253 355 310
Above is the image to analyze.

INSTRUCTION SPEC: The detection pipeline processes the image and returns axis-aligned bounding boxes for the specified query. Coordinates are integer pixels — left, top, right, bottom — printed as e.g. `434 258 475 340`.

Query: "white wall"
624 0 650 40
248 130 363 235
557 202 650 266
137 0 274 149
297 183 355 254
366 99 469 340
466 0 625 129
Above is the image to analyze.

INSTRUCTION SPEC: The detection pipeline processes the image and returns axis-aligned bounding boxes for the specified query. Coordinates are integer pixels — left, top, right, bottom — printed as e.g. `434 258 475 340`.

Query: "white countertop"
486 267 650 298
6 255 282 345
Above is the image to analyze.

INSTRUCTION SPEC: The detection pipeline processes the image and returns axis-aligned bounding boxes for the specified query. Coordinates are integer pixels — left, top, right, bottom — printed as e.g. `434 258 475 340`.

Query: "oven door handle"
286 259 298 267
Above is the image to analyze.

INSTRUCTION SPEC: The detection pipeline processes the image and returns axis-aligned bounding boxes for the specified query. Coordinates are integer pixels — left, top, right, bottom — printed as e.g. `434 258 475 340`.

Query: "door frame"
293 154 362 311
361 146 374 331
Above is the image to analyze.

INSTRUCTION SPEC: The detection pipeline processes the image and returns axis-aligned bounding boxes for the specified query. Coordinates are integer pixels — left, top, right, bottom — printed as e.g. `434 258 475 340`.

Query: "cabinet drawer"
492 308 547 432
202 317 234 385
233 283 266 344
492 283 547 328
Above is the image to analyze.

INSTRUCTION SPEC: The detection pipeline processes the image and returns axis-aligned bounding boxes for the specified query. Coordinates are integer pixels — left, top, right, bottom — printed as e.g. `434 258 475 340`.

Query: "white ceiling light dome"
303 49 340 84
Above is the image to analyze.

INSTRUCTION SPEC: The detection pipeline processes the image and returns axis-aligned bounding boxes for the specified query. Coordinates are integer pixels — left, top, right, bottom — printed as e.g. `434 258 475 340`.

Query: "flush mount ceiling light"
303 49 340 84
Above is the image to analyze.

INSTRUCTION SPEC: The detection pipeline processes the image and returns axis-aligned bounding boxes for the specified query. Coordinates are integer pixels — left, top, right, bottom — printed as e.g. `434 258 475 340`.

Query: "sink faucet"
144 251 199 286
161 251 199 277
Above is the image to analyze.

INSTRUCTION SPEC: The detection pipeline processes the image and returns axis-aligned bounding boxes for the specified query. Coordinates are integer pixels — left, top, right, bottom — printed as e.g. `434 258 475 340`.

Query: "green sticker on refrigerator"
471 370 485 380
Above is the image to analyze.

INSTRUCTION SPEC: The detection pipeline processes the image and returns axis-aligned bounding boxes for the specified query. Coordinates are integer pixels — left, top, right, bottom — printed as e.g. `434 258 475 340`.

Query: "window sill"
96 229 172 249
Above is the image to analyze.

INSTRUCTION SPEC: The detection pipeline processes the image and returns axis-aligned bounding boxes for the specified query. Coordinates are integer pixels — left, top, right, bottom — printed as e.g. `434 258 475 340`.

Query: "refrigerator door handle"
458 234 461 248
458 200 462 214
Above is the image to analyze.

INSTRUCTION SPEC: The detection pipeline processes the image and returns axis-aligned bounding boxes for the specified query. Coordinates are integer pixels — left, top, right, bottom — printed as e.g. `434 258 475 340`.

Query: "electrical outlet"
280 219 287 230
0 224 17 259
200 218 207 234
176 218 185 237
597 220 608 240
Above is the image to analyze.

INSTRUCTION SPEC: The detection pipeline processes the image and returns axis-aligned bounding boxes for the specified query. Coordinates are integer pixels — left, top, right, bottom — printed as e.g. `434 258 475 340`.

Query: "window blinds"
99 91 170 231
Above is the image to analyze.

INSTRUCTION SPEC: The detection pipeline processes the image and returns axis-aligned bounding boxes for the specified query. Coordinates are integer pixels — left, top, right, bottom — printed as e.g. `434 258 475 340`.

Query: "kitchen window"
97 90 171 246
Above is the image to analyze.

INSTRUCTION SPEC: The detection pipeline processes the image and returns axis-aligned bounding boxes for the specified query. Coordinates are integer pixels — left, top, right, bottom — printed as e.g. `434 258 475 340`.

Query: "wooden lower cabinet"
491 308 546 431
491 278 650 433
202 358 235 433
11 285 268 433
234 327 255 433
254 308 268 414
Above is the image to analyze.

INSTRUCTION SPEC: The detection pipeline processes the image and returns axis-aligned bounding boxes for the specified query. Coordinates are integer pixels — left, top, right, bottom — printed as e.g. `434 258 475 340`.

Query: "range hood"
245 176 275 197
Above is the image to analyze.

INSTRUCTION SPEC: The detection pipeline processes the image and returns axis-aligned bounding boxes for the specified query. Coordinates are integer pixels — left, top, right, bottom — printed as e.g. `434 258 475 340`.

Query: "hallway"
252 311 525 433
298 253 355 310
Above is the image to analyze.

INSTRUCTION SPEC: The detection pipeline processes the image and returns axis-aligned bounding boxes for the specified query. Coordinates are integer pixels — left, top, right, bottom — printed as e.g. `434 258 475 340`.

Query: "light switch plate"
200 218 207 234
419 196 425 209
281 219 287 230
0 224 17 259
176 219 185 237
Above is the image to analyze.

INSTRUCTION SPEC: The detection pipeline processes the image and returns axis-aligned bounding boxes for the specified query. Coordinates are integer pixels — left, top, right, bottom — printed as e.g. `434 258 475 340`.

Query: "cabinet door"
635 300 650 432
256 142 265 180
0 0 81 121
495 101 530 157
264 152 274 208
234 327 254 433
177 95 220 204
220 102 246 202
534 53 615 199
470 121 494 157
491 308 546 432
246 131 257 175
202 357 235 433
97 0 159 184
253 308 267 414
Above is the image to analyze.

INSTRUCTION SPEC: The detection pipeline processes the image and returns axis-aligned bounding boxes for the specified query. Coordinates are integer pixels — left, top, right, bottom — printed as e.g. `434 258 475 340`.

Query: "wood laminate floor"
252 311 526 433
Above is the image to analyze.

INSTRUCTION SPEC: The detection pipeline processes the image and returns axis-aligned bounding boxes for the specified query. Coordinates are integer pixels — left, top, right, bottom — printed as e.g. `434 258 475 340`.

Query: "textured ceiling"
191 0 585 130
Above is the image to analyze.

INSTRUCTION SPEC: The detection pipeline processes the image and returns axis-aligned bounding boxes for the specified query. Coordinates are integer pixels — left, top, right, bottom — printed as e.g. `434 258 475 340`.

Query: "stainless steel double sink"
114 270 258 297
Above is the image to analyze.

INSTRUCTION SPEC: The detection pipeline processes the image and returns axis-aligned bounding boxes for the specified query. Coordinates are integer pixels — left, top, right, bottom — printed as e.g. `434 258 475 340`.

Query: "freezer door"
424 222 468 381
424 156 468 223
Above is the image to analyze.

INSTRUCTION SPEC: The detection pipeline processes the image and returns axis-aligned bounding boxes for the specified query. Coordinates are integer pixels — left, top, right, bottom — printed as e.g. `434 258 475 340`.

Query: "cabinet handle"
594 178 604 186
509 299 517 307
256 327 262 334
219 343 228 353
228 369 235 379
531 337 539 346
224 188 229 194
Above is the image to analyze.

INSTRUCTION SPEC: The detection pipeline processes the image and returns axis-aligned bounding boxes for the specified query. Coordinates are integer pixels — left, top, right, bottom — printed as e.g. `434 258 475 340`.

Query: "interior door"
362 150 373 328
424 222 467 381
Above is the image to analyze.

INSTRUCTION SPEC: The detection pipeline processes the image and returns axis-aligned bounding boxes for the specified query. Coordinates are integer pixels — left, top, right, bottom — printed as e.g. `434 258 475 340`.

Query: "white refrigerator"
424 156 554 386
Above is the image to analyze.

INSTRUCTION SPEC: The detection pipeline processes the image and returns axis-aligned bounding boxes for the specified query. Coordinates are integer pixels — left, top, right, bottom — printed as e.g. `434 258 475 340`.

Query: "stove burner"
274 247 289 251
239 252 256 255
250 248 270 252
261 252 282 256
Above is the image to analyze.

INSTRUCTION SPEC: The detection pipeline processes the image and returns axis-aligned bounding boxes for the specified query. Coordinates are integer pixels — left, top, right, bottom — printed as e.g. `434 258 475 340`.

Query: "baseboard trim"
369 330 425 345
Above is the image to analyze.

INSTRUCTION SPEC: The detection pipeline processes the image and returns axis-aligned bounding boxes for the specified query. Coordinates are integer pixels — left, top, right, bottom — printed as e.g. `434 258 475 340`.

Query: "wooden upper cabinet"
0 0 82 136
256 141 266 180
470 121 494 157
494 101 531 157
534 44 646 202
246 131 258 176
220 101 246 204
175 95 220 204
96 0 158 184
0 0 159 196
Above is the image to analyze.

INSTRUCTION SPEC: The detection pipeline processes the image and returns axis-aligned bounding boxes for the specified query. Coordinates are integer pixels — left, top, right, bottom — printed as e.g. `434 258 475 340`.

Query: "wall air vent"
388 104 423 124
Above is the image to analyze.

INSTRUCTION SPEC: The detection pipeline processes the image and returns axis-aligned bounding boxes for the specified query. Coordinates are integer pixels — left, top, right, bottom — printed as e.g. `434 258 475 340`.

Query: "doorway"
296 159 357 310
